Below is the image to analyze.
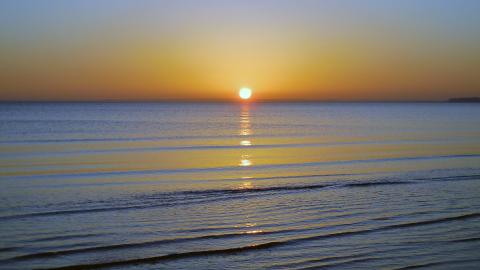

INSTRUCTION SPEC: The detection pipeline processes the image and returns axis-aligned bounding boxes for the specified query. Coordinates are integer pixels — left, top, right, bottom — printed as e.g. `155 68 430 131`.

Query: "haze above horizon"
1 0 479 102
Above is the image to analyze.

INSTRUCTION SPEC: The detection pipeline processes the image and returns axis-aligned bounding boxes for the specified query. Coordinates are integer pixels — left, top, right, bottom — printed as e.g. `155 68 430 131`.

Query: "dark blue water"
1 103 480 269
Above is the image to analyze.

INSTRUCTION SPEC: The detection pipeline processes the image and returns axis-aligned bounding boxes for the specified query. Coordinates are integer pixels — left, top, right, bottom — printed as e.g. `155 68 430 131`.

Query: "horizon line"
0 98 477 104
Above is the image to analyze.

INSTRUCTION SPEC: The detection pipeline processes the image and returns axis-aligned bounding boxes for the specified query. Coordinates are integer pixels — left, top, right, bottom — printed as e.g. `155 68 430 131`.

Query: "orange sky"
1 1 479 101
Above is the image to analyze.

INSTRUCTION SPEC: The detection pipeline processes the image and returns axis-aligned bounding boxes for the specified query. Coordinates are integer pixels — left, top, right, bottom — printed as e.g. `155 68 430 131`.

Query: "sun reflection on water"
239 104 253 168
240 129 251 136
239 104 252 137
239 181 254 190
240 140 251 146
237 104 261 235
239 155 252 167
235 222 263 234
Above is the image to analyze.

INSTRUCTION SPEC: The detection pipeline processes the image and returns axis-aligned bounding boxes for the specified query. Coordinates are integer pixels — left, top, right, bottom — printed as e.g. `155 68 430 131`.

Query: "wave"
392 259 480 270
7 229 294 262
0 202 170 221
0 183 333 221
295 256 382 270
450 236 480 243
0 247 18 252
269 252 373 269
294 254 480 270
2 139 471 159
344 181 411 187
270 245 420 270
32 212 480 270
386 213 480 230
3 154 480 180
30 233 107 243
0 133 314 145
2 173 480 221
33 240 284 270
6 172 356 190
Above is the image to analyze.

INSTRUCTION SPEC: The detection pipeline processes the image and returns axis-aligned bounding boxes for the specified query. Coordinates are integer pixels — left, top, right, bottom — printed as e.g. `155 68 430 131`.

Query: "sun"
239 87 252 100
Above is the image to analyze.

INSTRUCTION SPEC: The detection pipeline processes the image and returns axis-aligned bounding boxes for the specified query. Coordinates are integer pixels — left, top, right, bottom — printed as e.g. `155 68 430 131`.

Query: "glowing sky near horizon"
1 0 479 101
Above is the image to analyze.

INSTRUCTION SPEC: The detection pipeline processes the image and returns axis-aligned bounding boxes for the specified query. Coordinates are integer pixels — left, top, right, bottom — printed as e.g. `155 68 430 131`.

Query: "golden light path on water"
239 104 253 170
240 140 251 146
237 105 261 235
239 103 253 187
237 103 264 235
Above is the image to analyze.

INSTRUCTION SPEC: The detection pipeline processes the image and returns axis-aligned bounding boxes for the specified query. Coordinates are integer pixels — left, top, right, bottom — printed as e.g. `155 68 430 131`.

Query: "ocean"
0 102 479 269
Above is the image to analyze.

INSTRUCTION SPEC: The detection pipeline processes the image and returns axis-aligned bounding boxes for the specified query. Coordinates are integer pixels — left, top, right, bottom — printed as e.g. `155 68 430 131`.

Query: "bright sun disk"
239 87 252 100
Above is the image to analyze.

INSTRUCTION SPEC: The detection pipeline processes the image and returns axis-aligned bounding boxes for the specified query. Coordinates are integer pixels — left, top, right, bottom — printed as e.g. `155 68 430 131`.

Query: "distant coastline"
448 97 480 103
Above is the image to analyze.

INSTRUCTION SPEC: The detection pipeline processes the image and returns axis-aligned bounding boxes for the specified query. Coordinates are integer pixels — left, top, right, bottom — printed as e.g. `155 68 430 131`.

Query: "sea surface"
0 102 480 270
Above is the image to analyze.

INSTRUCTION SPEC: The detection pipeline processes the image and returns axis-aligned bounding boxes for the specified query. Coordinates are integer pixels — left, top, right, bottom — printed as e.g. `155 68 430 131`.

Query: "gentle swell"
450 236 480 243
30 233 107 243
3 154 479 180
392 259 480 270
0 247 18 252
2 173 479 221
35 241 286 270
3 139 469 159
345 181 411 187
8 229 293 262
33 213 480 270
0 133 313 145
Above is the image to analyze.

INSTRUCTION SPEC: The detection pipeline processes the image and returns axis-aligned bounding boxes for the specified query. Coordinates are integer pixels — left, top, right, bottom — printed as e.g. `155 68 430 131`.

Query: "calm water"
1 102 480 270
